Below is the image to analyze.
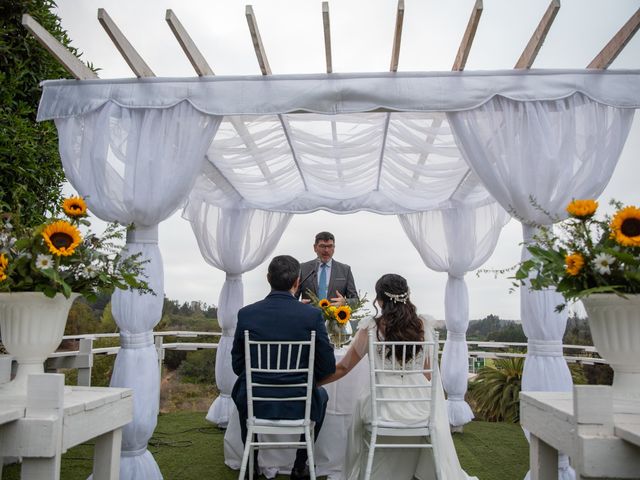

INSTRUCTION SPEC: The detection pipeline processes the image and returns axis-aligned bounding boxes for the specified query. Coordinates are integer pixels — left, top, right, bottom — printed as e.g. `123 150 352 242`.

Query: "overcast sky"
52 0 639 320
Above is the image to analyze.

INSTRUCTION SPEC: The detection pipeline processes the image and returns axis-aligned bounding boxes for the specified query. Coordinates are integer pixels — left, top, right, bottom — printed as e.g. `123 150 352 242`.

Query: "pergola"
22 2 640 479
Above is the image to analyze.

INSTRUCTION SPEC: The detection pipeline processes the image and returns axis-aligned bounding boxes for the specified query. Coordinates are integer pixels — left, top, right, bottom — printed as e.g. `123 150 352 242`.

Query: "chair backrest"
367 329 439 426
244 330 316 422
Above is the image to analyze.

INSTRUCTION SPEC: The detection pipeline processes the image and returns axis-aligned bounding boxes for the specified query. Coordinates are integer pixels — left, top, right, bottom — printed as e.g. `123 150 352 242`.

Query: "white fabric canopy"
183 195 292 427
399 202 510 426
55 102 221 479
39 69 639 477
448 93 635 478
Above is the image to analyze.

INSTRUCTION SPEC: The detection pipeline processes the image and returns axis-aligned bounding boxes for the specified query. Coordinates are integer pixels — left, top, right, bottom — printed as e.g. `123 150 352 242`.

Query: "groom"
231 255 336 479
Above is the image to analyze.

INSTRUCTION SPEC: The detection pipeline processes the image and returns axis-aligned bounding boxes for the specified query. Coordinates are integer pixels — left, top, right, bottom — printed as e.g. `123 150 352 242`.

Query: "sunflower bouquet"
0 196 152 300
306 290 369 346
513 199 640 311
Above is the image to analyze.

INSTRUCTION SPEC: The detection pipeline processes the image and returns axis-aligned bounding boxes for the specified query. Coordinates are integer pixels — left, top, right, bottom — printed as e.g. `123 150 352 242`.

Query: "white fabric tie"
126 225 159 244
226 273 242 281
120 331 154 349
527 339 563 357
448 395 465 401
447 332 466 342
121 447 147 457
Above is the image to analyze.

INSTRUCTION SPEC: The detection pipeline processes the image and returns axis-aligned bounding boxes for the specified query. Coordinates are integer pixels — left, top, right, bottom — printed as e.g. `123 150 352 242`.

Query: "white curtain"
55 102 221 479
399 202 509 426
183 192 292 427
448 93 635 478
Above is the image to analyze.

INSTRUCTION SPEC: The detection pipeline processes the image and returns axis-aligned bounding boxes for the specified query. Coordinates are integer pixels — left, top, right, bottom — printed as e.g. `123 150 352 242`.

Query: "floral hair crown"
384 289 410 304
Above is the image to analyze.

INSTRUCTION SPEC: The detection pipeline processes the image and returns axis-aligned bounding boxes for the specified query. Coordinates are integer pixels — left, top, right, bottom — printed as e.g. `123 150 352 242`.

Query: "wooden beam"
390 0 405 72
165 9 214 76
245 5 271 75
21 14 97 80
515 0 561 69
452 0 483 71
322 2 332 73
588 7 640 69
97 8 155 77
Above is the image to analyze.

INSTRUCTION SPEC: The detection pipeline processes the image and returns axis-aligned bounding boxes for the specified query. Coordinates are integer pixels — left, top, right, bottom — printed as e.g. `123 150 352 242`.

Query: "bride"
319 273 476 480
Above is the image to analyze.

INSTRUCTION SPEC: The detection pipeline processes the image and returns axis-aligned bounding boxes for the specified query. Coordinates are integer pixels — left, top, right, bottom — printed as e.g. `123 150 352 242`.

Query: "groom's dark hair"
267 255 300 291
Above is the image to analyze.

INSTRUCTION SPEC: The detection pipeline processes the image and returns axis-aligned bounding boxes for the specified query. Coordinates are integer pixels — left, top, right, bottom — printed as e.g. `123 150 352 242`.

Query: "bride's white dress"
342 316 477 480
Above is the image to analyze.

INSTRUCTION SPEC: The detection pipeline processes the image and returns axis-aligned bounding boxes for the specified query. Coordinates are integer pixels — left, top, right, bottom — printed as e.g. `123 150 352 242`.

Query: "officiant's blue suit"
231 290 336 442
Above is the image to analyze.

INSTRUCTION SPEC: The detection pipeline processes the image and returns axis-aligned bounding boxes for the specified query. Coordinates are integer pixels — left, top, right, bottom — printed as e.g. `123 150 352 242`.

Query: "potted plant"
0 196 152 395
514 199 640 412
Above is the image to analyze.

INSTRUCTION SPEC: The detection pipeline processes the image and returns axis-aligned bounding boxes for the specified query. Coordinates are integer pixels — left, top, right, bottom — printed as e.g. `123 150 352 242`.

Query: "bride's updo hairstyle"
373 273 424 361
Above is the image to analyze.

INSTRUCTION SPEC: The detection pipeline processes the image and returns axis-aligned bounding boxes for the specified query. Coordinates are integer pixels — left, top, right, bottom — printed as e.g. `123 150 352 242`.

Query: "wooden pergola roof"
22 1 640 82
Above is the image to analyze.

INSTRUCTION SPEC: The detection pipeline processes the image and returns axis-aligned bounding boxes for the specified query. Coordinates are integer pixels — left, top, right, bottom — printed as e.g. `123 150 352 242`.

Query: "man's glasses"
316 244 335 250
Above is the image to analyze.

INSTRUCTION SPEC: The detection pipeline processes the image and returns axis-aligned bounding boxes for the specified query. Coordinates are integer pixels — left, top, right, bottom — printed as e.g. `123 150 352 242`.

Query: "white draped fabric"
448 93 635 478
183 195 292 426
399 203 510 426
54 103 221 479
37 70 640 478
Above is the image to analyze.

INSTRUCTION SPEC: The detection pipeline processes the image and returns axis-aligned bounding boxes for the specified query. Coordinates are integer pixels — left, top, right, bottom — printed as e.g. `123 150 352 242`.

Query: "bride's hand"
330 291 346 306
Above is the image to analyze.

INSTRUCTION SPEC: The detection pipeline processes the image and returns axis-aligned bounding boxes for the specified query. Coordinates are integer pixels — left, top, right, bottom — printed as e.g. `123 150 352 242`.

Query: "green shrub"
177 350 216 385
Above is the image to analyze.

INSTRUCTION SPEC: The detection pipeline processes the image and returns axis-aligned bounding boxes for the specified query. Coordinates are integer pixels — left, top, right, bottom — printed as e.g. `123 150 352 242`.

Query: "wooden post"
322 2 332 73
97 8 155 77
77 338 94 387
92 428 122 480
452 0 483 71
0 355 12 384
529 434 558 480
390 0 405 72
21 14 97 80
21 374 65 480
514 0 561 69
588 8 640 69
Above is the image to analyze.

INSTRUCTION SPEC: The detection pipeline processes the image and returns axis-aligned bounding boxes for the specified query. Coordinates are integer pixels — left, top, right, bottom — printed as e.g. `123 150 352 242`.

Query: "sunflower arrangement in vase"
513 199 640 311
306 290 368 347
0 196 151 300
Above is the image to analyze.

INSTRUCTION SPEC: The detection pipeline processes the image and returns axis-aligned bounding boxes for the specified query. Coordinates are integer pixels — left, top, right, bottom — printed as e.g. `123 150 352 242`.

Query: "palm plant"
468 357 524 423
469 356 586 423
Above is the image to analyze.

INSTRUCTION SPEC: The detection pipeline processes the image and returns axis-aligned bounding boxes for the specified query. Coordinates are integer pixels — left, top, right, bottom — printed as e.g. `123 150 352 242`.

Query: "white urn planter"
0 291 79 396
582 293 640 414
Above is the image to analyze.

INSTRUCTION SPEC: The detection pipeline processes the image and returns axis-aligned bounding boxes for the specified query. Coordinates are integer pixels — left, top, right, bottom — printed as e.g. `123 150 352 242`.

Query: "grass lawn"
2 413 529 479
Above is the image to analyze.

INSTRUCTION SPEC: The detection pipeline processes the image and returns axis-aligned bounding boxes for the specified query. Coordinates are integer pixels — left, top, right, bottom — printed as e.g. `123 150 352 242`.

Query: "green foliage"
469 356 587 423
469 357 524 423
177 350 216 384
0 0 93 225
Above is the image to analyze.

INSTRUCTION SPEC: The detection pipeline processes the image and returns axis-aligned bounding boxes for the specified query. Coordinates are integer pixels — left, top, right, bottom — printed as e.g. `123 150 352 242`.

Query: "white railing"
1 331 605 387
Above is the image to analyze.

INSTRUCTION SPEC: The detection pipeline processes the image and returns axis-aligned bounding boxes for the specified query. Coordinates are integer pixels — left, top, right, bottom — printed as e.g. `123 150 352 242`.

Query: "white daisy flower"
83 264 98 278
35 254 54 270
593 253 615 275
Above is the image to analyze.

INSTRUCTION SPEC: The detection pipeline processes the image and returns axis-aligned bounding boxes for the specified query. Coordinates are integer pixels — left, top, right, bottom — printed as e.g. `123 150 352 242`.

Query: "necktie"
318 263 328 300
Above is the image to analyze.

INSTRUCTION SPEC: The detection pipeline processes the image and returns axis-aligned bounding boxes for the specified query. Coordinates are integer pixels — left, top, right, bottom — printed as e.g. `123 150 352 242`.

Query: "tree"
0 0 90 225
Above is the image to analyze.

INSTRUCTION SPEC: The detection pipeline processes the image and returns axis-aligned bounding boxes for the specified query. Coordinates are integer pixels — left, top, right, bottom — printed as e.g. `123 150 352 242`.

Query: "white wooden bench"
0 374 132 480
521 385 640 480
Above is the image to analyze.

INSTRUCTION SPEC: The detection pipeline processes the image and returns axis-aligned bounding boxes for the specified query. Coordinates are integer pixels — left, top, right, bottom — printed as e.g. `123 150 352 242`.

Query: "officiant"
296 231 359 317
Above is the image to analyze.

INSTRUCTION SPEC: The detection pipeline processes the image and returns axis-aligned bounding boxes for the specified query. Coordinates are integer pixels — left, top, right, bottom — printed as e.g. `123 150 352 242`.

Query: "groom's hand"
330 291 346 306
301 299 311 304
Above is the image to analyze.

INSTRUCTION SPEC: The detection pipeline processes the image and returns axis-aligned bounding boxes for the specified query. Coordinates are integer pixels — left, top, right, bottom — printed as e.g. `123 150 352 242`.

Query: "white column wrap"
448 92 634 479
183 202 292 427
399 202 509 426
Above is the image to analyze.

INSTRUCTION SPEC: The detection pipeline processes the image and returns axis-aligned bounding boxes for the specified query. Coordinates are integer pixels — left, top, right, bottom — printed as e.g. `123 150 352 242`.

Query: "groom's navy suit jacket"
231 291 336 424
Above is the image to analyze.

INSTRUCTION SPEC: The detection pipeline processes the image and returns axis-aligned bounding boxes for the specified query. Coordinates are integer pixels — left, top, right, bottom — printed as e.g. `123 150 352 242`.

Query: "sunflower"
319 298 331 308
62 196 88 217
334 305 351 325
566 199 598 219
565 253 584 276
0 253 7 270
42 220 82 256
0 270 6 282
610 206 640 247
